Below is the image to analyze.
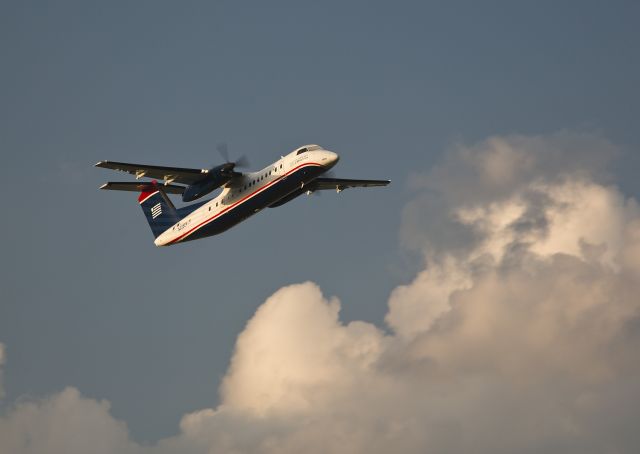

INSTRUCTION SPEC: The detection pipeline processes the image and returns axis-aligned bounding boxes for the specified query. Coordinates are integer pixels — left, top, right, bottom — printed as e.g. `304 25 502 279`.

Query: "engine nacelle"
182 164 235 202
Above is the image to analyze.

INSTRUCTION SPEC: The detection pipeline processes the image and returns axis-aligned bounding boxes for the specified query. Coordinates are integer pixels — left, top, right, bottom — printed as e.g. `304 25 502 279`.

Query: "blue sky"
1 0 639 445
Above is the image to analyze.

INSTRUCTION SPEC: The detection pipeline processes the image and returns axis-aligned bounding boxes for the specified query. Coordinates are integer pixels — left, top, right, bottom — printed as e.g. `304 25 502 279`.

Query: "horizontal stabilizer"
100 181 186 195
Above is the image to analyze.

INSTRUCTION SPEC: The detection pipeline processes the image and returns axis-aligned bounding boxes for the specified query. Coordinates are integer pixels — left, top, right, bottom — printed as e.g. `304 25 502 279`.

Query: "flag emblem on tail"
151 203 162 219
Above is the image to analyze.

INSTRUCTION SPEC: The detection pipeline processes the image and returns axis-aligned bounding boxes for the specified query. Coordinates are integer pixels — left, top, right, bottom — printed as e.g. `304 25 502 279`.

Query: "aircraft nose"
324 151 339 168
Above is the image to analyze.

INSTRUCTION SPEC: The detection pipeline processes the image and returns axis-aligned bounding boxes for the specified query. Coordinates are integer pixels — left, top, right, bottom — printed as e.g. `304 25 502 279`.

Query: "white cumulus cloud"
0 387 138 454
2 132 640 454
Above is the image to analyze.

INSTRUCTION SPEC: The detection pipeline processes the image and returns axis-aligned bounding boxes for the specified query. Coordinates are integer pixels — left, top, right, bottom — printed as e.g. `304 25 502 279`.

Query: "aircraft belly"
179 165 323 243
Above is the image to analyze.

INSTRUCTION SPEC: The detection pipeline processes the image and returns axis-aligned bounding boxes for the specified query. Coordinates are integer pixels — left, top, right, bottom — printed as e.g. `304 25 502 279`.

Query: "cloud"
220 282 387 416
2 132 640 453
0 387 139 454
400 131 618 256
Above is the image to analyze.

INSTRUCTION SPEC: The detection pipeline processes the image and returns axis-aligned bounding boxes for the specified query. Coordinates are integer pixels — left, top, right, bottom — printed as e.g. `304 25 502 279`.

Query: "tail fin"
138 182 181 238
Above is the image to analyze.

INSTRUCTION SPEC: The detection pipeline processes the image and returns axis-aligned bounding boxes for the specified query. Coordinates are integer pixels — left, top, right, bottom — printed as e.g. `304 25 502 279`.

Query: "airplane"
96 144 390 246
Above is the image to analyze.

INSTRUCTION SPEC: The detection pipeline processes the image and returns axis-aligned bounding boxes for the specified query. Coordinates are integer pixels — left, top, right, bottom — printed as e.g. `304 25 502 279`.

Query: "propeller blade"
215 142 250 173
216 142 229 163
234 154 250 169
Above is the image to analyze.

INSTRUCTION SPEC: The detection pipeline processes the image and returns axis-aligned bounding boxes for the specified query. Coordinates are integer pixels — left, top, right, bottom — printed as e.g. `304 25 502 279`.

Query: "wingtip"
99 183 108 189
95 161 105 167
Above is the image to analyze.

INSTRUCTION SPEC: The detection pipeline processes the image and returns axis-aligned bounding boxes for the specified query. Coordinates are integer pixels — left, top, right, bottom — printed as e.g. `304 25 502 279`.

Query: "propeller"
181 142 254 202
216 142 250 171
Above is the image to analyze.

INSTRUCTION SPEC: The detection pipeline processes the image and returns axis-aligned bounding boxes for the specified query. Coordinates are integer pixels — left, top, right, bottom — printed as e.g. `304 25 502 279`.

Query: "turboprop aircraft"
96 144 390 246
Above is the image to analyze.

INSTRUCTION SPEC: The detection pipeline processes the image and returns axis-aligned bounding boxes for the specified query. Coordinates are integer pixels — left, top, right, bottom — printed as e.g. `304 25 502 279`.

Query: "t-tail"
138 183 181 238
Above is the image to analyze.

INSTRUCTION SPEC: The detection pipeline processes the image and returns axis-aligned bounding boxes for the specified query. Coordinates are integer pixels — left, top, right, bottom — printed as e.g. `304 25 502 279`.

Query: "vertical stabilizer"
138 181 181 238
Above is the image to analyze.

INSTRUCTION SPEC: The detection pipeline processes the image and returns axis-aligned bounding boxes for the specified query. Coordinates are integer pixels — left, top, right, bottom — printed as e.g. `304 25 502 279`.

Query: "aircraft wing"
99 181 186 195
95 161 207 185
309 177 390 192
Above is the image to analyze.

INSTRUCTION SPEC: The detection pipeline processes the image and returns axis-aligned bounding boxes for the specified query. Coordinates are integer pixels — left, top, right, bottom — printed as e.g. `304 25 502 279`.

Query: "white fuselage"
154 146 338 246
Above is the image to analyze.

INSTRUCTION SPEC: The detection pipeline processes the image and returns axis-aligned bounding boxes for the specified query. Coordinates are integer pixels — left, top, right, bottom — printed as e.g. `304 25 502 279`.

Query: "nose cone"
323 151 339 168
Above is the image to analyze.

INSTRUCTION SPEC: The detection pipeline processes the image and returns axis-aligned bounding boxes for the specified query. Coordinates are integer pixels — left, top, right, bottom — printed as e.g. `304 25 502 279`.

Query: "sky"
1 1 640 453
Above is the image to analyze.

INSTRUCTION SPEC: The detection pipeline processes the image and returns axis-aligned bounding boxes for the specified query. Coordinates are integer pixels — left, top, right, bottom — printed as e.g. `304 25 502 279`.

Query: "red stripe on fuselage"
167 162 323 244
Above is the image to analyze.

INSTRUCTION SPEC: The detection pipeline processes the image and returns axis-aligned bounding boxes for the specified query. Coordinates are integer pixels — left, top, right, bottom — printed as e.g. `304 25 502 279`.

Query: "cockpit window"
295 144 321 155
